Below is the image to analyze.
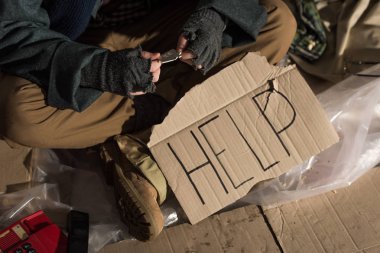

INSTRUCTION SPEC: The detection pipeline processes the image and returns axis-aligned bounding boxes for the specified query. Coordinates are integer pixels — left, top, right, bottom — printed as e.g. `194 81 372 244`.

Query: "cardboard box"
100 167 380 253
148 53 339 224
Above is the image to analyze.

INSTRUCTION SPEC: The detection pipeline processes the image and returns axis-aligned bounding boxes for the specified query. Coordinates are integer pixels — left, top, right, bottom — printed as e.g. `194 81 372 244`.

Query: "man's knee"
254 0 297 63
0 77 53 148
274 0 297 42
268 0 297 55
3 117 51 148
2 108 44 149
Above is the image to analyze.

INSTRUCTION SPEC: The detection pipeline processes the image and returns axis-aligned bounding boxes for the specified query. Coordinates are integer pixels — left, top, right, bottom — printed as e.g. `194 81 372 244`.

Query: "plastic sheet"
0 184 70 228
241 64 380 206
33 149 132 252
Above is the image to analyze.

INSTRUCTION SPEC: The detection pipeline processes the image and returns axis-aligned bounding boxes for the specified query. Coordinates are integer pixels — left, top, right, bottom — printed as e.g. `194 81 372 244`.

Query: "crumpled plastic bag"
0 148 180 252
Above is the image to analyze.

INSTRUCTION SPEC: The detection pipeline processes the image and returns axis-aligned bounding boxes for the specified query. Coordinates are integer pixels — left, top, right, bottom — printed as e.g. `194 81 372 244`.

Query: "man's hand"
141 51 161 83
177 34 199 68
80 47 162 98
177 8 225 74
130 51 161 96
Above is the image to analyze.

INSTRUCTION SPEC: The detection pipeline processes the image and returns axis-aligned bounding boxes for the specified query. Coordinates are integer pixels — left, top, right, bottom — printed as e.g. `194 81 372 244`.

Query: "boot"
100 135 167 241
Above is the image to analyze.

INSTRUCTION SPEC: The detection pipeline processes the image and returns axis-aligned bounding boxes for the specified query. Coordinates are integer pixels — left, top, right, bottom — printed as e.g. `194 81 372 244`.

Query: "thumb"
177 34 189 52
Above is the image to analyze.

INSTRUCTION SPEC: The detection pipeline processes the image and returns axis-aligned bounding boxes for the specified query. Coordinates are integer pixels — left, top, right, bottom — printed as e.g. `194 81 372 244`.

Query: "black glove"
182 8 226 74
80 48 155 97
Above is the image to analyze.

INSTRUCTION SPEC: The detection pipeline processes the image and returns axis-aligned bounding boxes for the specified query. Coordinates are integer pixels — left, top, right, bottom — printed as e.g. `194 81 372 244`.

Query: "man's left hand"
176 8 225 74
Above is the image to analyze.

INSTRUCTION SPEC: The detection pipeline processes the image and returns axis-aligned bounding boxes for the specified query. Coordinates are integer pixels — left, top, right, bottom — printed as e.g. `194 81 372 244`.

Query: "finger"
180 58 193 66
150 60 161 72
141 51 161 60
150 52 161 61
180 59 201 71
152 68 161 83
129 91 146 96
141 51 152 59
177 34 188 52
180 50 196 60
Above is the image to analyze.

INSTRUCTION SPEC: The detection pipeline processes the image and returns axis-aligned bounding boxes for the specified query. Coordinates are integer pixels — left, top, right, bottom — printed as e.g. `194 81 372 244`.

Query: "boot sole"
113 163 163 241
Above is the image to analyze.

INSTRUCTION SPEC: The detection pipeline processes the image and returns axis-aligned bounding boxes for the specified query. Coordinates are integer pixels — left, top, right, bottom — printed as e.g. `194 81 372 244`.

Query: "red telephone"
0 210 67 253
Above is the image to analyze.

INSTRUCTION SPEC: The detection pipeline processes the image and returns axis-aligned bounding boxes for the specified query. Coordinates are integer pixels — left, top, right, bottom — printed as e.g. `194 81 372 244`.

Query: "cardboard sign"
148 53 339 224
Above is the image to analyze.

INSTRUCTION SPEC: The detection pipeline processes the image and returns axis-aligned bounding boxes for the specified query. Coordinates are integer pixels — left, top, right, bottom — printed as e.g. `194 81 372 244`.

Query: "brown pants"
0 0 296 148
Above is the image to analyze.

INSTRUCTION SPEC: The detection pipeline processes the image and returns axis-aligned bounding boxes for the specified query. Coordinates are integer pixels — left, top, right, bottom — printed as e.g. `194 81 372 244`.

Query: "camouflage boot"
100 134 167 241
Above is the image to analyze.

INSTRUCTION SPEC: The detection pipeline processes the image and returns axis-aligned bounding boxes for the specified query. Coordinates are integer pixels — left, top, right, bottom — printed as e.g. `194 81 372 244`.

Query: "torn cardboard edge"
148 53 339 224
149 54 294 145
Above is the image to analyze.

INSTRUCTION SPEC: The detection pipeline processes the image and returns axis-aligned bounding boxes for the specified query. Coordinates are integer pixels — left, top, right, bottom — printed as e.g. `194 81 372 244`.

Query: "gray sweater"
0 0 266 111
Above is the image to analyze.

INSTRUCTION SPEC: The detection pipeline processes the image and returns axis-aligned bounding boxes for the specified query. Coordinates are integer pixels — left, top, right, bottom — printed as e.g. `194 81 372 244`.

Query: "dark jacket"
0 0 266 112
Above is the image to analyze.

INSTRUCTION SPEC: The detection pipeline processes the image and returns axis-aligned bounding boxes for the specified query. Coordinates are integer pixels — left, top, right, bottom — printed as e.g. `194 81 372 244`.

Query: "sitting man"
0 0 296 241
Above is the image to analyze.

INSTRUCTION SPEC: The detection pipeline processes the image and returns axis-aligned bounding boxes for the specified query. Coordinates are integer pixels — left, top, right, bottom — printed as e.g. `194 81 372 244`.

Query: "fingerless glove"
182 8 226 74
80 48 155 97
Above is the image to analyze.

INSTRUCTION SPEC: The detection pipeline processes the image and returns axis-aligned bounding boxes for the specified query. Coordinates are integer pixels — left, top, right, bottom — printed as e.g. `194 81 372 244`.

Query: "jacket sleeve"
196 0 267 47
0 0 108 111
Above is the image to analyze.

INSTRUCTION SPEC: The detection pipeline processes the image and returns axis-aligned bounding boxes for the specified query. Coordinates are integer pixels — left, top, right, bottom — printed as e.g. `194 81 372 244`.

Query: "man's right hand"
80 47 161 98
130 51 161 96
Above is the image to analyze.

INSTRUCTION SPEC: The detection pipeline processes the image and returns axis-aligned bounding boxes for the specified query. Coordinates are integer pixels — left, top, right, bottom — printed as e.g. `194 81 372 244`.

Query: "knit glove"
80 48 155 97
182 8 226 74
